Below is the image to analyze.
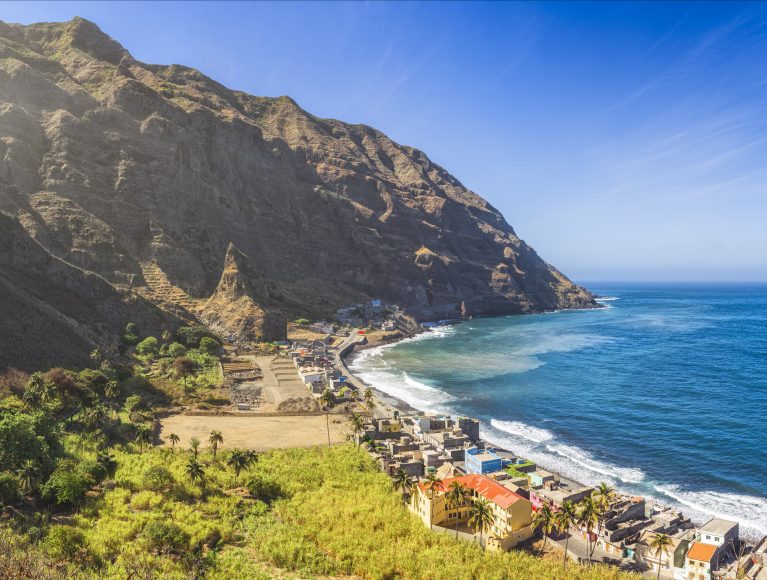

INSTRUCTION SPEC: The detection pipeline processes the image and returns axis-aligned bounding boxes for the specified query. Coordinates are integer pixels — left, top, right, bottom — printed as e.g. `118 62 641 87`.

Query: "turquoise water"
349 284 767 539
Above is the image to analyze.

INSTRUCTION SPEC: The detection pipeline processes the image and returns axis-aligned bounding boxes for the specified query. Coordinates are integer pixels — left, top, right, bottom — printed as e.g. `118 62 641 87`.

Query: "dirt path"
158 414 349 450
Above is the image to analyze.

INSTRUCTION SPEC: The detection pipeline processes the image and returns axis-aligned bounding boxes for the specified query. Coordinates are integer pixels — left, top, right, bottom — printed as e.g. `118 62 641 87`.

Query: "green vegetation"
0 321 633 579
505 460 535 479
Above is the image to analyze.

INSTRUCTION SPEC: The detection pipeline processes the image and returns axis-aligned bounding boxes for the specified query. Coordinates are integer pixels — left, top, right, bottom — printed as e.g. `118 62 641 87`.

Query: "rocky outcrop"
0 17 595 369
200 244 287 342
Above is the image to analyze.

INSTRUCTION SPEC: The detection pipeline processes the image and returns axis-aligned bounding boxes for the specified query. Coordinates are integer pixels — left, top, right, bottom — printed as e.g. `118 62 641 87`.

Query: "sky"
2 1 767 282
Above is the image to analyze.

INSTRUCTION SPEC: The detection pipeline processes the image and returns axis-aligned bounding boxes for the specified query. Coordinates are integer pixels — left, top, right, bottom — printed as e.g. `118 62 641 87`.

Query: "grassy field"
21 443 636 579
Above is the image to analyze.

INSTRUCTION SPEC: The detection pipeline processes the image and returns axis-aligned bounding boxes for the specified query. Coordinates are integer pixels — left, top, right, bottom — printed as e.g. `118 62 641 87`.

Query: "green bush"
124 394 144 414
198 336 220 354
0 472 20 505
135 337 159 356
141 465 175 492
166 342 186 358
45 525 85 560
175 325 216 348
122 323 139 346
294 318 311 326
41 466 89 506
142 520 190 555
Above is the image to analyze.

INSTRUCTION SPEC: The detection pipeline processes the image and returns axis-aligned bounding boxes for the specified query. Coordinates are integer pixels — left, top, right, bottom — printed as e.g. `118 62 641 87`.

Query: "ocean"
349 283 767 540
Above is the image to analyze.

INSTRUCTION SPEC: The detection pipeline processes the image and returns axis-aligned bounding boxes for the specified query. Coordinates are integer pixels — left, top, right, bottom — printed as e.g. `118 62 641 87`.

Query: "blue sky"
3 2 767 282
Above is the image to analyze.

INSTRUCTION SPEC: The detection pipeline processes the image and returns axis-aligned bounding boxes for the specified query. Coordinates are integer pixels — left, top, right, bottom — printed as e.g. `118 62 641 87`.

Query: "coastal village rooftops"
687 542 718 562
418 474 526 509
698 518 738 536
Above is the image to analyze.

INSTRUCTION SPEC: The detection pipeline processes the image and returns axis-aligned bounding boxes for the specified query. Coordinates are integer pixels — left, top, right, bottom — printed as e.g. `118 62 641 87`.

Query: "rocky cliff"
0 17 595 369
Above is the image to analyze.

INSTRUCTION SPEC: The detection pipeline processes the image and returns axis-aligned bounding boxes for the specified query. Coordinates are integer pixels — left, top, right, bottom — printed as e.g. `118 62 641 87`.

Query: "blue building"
464 447 509 475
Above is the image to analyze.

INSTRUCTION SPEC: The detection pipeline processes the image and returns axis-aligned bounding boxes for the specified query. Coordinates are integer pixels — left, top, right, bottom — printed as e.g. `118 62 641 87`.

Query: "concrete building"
465 447 509 475
635 529 693 579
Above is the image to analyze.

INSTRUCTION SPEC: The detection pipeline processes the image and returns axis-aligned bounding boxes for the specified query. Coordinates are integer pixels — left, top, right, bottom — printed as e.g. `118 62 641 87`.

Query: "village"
161 300 766 580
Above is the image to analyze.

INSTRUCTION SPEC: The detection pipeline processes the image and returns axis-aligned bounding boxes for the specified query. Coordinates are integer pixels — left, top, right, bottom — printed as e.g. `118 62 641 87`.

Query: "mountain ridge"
0 17 596 370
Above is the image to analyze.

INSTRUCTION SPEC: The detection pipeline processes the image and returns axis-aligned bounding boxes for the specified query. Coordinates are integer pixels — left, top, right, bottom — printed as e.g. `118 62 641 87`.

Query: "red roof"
418 474 526 509
687 542 717 562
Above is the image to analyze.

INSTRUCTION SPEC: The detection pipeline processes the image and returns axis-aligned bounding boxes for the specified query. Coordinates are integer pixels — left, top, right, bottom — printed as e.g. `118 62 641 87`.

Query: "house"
684 518 739 580
635 529 693 579
410 474 534 550
530 483 593 512
464 447 509 475
528 470 556 488
686 542 719 580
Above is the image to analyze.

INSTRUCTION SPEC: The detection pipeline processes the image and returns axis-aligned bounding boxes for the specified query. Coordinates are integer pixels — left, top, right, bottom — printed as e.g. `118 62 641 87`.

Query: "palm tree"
532 503 556 556
96 451 118 480
168 433 180 452
649 533 673 580
190 437 201 458
423 473 443 530
85 405 110 430
363 387 375 415
445 481 470 538
347 413 365 447
591 482 616 558
209 430 223 461
318 388 335 447
226 449 257 485
103 380 120 418
577 496 600 566
17 460 40 494
185 457 205 487
392 468 415 502
556 500 578 568
468 497 494 550
135 424 154 452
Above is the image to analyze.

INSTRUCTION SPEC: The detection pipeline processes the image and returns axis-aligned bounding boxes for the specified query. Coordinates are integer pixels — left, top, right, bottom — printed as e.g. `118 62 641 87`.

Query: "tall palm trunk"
325 412 330 447
563 532 570 567
656 554 663 580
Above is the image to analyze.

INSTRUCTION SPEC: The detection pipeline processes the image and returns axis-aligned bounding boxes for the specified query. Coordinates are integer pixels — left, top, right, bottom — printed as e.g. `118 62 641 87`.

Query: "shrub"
246 476 285 504
175 325 216 348
0 473 19 505
198 336 220 355
45 525 85 560
142 520 189 555
124 394 144 414
135 337 159 356
141 465 175 492
122 323 139 346
166 342 186 358
294 318 310 326
41 467 89 506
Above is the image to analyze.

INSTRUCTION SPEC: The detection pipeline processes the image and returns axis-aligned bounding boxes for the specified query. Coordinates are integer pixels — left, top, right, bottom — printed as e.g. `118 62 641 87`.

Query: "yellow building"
410 474 533 550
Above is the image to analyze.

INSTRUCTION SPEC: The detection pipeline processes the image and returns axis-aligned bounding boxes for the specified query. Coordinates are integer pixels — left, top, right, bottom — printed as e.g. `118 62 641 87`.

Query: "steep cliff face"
0 17 595 367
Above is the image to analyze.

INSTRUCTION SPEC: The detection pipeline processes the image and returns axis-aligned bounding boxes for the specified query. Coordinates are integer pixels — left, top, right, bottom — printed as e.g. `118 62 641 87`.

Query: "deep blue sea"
349 284 767 539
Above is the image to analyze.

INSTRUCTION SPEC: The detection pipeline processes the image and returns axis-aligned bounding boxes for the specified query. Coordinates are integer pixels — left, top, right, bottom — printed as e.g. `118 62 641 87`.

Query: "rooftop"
687 542 718 562
418 474 526 509
699 518 738 535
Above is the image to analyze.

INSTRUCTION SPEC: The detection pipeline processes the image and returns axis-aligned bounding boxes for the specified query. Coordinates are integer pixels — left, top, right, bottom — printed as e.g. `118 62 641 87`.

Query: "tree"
363 387 375 415
135 337 159 357
189 437 201 458
347 413 365 447
209 430 223 461
591 482 615 559
143 520 190 555
0 473 19 505
392 468 415 502
468 497 494 550
96 451 118 480
123 322 139 345
84 405 110 430
41 468 88 507
423 473 443 529
168 433 180 452
135 424 154 452
185 457 205 487
17 459 40 494
556 500 578 568
318 388 335 447
226 449 258 485
577 496 600 566
172 357 197 389
445 481 470 538
199 336 220 355
532 503 556 556
103 380 120 418
649 533 673 580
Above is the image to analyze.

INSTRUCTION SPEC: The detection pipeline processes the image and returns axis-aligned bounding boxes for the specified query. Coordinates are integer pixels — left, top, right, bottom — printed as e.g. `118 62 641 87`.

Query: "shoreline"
339 320 764 544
